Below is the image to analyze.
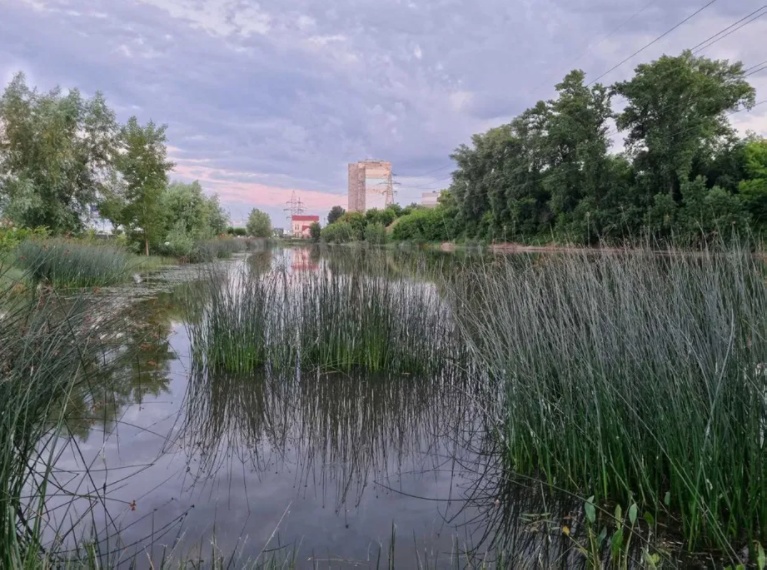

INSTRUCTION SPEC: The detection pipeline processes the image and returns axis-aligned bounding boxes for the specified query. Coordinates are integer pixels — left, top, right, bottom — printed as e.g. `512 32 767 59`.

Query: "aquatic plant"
187 261 463 376
450 246 767 558
15 238 132 288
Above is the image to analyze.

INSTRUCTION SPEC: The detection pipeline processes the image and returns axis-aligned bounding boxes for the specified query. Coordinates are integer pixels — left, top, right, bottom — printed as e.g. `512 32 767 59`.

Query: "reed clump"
0 270 121 567
188 262 461 376
15 238 132 288
450 247 767 554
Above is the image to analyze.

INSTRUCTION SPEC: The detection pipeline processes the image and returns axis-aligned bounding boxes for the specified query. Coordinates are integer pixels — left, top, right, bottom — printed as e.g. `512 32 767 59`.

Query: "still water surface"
50 247 501 568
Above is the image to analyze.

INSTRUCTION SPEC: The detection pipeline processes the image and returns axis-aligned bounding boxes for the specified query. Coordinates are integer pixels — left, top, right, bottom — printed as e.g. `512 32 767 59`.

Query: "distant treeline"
0 73 230 256
331 51 767 246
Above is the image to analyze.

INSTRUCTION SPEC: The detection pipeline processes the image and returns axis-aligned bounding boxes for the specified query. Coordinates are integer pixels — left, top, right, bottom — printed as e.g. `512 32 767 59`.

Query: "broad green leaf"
628 503 638 525
585 496 596 524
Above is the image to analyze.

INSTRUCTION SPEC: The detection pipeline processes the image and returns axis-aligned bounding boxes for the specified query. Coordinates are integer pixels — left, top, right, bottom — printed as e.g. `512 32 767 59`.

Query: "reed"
188 260 463 376
449 246 767 556
15 238 132 288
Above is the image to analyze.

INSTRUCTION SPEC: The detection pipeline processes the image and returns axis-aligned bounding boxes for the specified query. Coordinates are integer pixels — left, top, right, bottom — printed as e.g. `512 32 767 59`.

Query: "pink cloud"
171 161 345 214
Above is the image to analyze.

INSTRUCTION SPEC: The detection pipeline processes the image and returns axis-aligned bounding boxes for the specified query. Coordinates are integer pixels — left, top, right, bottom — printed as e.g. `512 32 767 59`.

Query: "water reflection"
44 247 537 568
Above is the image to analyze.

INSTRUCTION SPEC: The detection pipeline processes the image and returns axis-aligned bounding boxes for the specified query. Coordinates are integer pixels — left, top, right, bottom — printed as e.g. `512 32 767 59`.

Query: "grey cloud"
1 0 765 221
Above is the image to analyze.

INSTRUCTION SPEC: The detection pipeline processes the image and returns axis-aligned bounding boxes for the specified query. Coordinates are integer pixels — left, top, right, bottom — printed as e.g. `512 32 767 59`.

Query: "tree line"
391 51 767 245
0 73 231 255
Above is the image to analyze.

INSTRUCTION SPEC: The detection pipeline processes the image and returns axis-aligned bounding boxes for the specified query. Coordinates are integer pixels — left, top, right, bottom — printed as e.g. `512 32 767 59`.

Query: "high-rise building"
347 160 393 212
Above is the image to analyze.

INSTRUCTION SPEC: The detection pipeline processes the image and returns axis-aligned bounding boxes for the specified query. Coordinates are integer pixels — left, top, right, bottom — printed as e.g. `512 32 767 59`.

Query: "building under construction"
347 160 394 213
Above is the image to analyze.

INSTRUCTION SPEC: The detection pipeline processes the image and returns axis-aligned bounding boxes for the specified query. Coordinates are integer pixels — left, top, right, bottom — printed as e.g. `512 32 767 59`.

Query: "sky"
1 0 766 228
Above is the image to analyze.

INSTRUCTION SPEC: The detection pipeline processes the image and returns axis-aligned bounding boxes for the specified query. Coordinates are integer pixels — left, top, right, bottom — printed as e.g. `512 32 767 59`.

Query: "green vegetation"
0 73 231 257
327 205 346 225
189 262 460 376
246 208 272 238
15 238 133 287
451 246 767 554
309 221 321 242
321 206 417 244
437 51 763 245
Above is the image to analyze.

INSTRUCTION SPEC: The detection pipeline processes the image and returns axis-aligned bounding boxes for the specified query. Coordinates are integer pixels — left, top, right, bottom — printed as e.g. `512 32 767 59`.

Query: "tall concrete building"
347 160 393 213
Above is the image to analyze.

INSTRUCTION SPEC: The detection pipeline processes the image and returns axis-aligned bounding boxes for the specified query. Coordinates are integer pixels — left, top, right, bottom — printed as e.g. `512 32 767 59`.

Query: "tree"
614 51 755 203
246 208 272 237
111 117 174 256
160 181 228 240
327 205 345 225
309 221 321 242
738 138 767 229
0 72 119 233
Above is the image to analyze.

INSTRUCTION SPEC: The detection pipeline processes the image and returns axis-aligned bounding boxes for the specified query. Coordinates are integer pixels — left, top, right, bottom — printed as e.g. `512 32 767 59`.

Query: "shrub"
391 207 452 242
321 221 356 244
309 222 321 243
364 222 387 245
0 226 48 253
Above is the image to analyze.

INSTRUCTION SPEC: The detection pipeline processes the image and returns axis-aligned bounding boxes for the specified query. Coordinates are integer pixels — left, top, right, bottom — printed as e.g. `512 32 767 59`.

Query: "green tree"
738 139 767 229
309 221 321 242
246 208 272 238
339 211 366 239
110 117 174 256
364 222 387 244
0 72 119 233
160 181 228 241
327 205 345 225
321 221 355 244
614 51 755 203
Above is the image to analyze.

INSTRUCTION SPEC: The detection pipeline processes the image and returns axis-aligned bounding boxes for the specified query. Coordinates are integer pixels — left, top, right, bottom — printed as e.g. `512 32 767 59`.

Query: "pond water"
47 247 509 568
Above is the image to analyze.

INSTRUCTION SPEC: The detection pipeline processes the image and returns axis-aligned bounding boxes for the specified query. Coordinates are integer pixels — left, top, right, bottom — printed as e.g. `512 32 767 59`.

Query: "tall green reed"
188 258 463 376
448 247 767 556
15 238 132 288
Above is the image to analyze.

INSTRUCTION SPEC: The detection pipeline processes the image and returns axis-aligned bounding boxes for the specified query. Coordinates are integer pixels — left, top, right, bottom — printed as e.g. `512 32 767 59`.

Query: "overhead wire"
691 5 767 53
587 0 718 86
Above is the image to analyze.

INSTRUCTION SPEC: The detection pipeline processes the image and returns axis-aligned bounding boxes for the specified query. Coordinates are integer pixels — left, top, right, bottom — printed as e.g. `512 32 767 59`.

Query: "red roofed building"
291 214 320 238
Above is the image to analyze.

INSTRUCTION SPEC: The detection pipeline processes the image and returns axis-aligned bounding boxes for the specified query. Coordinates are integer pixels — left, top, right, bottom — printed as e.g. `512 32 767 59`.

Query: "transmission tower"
284 191 305 225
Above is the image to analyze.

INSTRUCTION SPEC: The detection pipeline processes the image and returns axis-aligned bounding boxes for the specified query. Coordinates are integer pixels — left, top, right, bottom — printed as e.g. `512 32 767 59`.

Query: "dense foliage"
0 73 230 256
443 52 762 244
246 208 272 238
321 205 417 243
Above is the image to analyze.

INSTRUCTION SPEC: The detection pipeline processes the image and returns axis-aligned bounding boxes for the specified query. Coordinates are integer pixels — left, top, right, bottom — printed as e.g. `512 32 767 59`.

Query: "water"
47 247 503 568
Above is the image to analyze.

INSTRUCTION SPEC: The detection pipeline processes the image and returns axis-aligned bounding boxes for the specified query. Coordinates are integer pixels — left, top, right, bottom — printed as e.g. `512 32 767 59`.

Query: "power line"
587 0 718 86
691 5 767 53
526 0 658 96
744 58 767 74
745 64 767 77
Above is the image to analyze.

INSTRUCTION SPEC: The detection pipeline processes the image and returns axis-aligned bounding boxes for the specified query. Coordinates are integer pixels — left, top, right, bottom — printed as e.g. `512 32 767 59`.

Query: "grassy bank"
450 246 767 559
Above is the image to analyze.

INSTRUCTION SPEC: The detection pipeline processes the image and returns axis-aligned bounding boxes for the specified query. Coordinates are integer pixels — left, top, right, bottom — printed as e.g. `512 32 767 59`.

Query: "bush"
0 226 48 253
364 222 387 245
321 221 356 244
391 207 452 242
15 239 132 287
188 238 244 263
309 222 321 243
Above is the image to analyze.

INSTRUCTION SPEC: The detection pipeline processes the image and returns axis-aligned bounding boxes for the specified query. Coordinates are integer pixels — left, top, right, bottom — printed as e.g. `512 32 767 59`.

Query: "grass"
15 238 133 288
0 269 120 567
448 245 767 560
187 238 246 263
187 259 464 376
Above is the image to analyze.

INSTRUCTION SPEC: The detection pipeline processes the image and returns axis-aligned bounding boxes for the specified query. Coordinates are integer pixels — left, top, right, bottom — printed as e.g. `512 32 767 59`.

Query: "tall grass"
449 247 767 556
188 260 463 375
0 268 118 567
15 239 132 288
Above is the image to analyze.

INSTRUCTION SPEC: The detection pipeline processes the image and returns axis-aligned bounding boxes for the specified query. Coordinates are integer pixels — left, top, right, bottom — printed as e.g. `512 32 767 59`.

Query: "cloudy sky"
1 0 766 227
